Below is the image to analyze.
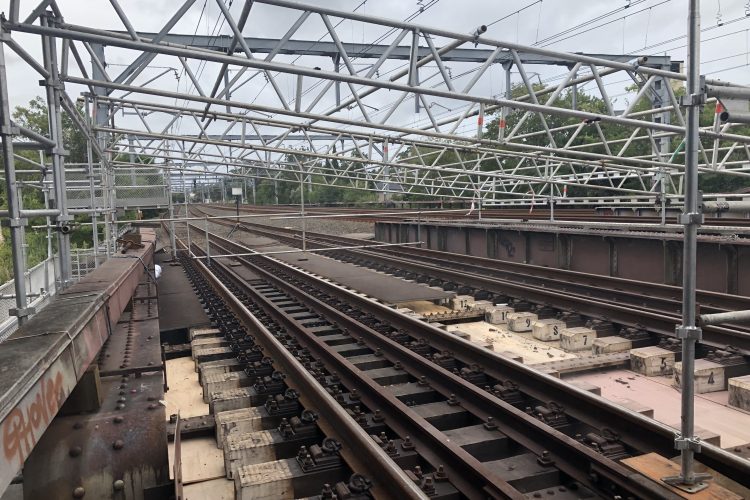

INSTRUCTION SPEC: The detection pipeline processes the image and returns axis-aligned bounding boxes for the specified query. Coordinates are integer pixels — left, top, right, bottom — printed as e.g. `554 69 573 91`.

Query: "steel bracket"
0 124 19 135
676 325 702 341
9 306 36 318
2 217 27 228
677 212 704 225
51 146 69 156
679 77 707 107
673 434 702 452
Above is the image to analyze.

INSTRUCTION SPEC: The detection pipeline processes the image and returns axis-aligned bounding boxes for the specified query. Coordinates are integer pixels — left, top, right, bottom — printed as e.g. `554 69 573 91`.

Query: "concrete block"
531 318 566 341
569 380 602 396
451 330 470 340
471 299 494 311
203 371 249 403
729 374 750 411
210 388 254 414
674 359 726 394
235 459 295 500
190 327 221 340
560 327 597 352
450 294 475 310
225 430 278 479
216 407 266 447
616 398 654 418
592 336 632 354
507 312 538 332
485 306 514 325
630 346 675 376
498 351 523 363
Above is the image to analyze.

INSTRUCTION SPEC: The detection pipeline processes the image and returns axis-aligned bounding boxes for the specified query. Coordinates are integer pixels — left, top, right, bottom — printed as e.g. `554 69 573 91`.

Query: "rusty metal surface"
0 230 156 494
376 220 750 294
22 373 168 500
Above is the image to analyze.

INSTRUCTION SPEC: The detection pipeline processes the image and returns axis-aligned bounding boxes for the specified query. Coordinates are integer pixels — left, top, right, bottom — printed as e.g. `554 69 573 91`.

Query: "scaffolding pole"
0 25 31 325
663 0 711 492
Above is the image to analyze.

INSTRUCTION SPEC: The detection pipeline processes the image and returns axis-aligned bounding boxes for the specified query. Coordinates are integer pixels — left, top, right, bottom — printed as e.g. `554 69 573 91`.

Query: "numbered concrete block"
450 295 475 310
729 375 750 411
592 336 632 354
630 346 675 376
485 306 514 325
674 359 725 394
507 312 538 332
560 327 597 352
531 319 566 341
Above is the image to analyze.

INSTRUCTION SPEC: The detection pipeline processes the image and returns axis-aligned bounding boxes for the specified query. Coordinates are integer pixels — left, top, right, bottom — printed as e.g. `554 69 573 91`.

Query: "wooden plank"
622 453 742 499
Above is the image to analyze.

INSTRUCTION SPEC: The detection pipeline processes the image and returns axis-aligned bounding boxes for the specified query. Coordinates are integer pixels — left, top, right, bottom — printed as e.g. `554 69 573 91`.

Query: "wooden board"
184 478 234 500
168 436 226 484
622 453 742 499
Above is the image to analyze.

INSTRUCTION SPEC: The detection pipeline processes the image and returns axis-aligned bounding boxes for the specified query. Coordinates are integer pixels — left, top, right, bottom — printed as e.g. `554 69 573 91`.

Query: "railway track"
206 203 750 228
167 220 750 498
190 206 750 355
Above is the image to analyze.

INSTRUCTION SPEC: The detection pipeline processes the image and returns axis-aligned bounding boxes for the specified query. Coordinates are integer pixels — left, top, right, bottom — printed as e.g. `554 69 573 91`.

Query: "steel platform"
243 242 453 304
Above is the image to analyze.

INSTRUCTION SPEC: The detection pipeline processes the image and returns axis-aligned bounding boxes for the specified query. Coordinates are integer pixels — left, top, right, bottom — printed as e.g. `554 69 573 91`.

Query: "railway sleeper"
198 245 639 498
180 254 383 499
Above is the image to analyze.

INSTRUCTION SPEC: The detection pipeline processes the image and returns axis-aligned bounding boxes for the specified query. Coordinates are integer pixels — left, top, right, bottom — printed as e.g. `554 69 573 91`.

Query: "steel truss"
1 0 749 324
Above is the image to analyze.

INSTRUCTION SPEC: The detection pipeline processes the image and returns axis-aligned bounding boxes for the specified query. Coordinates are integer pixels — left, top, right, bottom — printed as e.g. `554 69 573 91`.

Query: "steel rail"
188 222 750 489
171 227 427 499
194 209 750 353
198 230 683 499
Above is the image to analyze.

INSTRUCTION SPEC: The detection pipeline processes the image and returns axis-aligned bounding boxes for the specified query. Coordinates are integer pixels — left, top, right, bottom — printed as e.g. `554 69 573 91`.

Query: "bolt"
434 465 448 481
402 435 414 451
72 486 86 498
113 480 124 491
114 416 124 424
69 446 82 458
112 440 124 450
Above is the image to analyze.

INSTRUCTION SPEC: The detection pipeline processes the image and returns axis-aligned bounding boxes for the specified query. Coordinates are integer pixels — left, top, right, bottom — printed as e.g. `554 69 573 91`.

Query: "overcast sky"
1 0 749 144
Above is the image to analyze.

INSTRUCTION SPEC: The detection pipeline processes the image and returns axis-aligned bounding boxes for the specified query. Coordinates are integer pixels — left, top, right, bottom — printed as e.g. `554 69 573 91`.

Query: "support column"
165 156 177 259
0 25 32 325
664 0 710 492
91 44 113 257
41 13 72 288
84 99 99 267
